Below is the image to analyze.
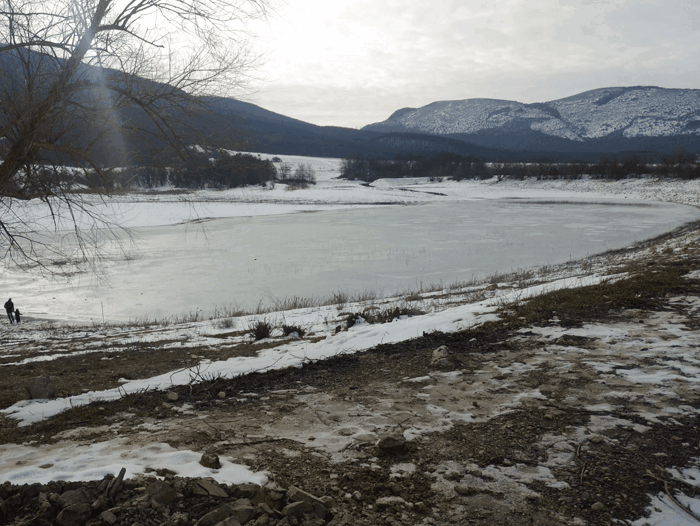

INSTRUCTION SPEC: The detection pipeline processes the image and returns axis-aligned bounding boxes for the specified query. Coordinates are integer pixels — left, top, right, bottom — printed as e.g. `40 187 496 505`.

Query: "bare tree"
0 0 269 273
292 163 316 185
275 161 292 181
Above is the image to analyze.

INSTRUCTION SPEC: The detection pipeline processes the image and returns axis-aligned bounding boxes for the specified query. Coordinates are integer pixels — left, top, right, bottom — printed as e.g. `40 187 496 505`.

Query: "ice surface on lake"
2 196 697 324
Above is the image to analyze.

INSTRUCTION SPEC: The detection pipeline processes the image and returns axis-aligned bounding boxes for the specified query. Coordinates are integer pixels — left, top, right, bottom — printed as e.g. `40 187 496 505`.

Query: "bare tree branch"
0 0 270 274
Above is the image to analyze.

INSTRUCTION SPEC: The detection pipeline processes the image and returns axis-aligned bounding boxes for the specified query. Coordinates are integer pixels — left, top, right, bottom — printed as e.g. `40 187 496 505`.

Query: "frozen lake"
4 196 699 324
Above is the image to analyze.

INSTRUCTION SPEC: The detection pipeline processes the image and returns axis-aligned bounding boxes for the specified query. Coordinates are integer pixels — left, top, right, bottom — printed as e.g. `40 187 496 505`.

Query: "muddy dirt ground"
2 230 700 526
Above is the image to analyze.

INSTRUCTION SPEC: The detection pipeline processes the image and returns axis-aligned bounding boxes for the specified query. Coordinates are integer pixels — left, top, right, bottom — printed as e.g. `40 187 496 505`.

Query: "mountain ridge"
2 48 696 161
363 86 700 155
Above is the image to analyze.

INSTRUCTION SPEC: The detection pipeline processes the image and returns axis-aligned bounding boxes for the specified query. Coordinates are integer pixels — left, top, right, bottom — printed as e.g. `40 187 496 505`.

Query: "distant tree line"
103 151 275 190
340 147 700 182
173 151 278 189
340 153 489 182
88 151 318 191
489 147 700 181
57 145 700 193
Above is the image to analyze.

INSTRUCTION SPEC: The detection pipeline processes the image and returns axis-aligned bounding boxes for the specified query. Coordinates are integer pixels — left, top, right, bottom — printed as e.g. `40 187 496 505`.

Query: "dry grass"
499 256 697 328
247 318 273 340
281 324 306 337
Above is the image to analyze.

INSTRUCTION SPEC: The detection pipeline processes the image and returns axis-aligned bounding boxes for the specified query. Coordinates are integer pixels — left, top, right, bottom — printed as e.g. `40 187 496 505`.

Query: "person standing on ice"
14 309 21 323
4 298 14 324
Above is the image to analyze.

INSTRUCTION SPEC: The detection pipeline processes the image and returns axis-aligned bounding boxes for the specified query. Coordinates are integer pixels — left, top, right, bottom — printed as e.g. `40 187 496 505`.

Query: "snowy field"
2 155 700 525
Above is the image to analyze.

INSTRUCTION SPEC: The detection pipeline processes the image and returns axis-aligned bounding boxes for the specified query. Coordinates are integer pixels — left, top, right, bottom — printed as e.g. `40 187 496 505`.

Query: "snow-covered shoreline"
2 155 699 327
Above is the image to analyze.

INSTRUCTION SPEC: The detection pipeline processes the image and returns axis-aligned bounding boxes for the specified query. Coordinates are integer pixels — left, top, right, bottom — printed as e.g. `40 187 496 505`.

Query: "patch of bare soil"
2 239 700 526
0 333 284 409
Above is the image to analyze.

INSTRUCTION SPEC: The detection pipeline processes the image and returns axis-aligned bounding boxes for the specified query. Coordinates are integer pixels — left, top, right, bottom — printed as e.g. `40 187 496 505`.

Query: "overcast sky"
245 0 700 129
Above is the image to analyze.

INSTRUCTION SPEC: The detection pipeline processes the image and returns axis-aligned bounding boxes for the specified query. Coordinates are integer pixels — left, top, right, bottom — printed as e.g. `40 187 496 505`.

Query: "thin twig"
664 481 700 523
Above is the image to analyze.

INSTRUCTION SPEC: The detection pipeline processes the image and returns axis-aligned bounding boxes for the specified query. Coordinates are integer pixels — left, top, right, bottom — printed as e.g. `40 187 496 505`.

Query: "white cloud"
245 0 700 127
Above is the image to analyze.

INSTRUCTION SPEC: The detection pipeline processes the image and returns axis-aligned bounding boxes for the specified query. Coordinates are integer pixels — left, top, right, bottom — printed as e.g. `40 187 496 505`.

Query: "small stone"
167 391 179 401
283 500 315 518
286 485 326 519
353 490 362 501
146 480 178 505
252 486 283 510
591 501 606 511
170 512 189 526
199 452 222 469
58 488 92 508
100 511 118 525
195 479 229 498
195 503 235 526
218 391 226 399
229 499 255 524
429 345 452 368
232 483 261 500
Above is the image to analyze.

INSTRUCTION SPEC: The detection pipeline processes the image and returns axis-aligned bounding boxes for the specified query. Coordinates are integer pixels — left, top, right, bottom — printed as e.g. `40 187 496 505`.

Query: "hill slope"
3 48 697 161
363 86 700 155
202 97 510 159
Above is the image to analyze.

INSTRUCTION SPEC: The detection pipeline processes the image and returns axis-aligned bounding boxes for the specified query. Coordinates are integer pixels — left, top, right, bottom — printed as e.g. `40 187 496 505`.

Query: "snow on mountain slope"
372 98 549 136
364 87 700 143
549 87 700 139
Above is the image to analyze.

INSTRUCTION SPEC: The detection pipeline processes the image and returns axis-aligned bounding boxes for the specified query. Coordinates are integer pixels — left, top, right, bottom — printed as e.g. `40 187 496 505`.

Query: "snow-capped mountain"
363 87 700 154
